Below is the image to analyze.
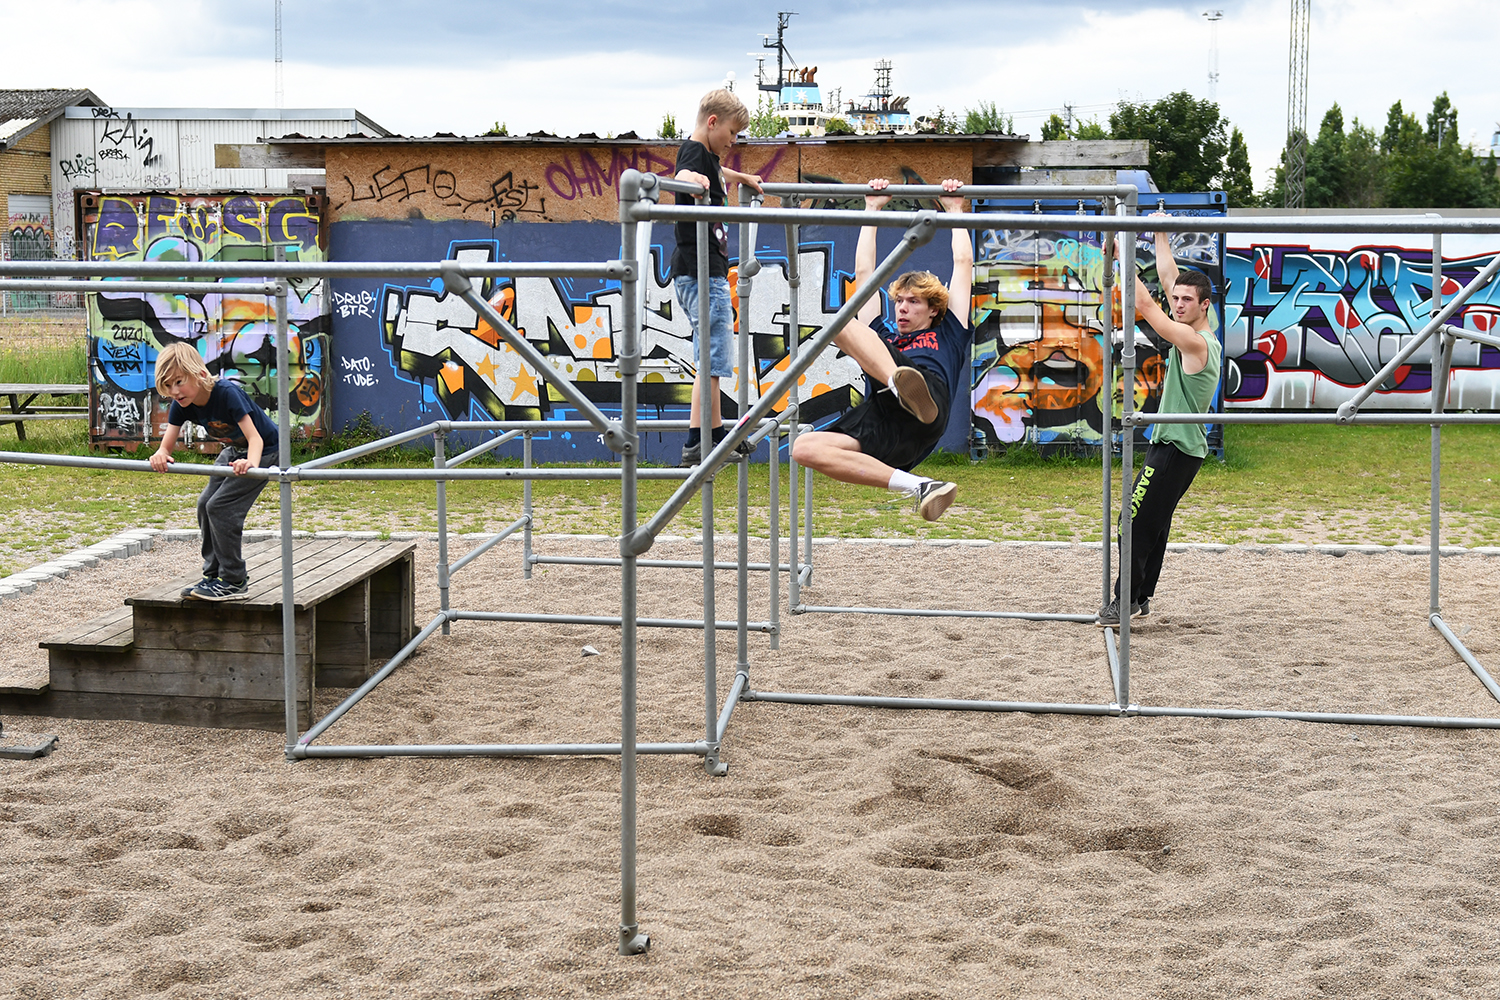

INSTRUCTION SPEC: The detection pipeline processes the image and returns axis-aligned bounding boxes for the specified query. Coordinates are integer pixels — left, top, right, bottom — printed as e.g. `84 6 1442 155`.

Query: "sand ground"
2 536 1499 999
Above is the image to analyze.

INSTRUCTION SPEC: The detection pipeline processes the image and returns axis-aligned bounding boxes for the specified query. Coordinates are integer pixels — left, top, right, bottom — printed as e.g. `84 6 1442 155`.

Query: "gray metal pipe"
449 516 528 575
0 279 279 295
450 610 773 632
759 182 1139 199
274 260 298 756
528 556 791 572
294 741 709 759
0 259 628 279
1133 412 1500 425
1431 614 1500 704
1132 704 1500 729
745 690 1122 716
792 604 1097 623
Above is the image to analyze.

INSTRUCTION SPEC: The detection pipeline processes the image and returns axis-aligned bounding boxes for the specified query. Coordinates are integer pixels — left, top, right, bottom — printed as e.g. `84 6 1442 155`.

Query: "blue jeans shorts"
674 275 734 378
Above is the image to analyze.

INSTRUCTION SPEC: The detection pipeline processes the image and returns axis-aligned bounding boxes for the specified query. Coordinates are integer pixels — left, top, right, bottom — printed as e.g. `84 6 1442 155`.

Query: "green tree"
658 112 679 140
1072 118 1108 140
1223 127 1255 207
921 106 959 134
824 117 855 136
1041 113 1068 141
1384 95 1499 207
1109 91 1228 192
963 100 1013 135
746 94 788 138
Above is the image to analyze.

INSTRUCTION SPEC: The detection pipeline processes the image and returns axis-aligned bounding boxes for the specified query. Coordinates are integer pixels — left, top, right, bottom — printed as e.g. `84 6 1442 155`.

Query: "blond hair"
696 89 750 130
154 342 216 395
888 271 950 321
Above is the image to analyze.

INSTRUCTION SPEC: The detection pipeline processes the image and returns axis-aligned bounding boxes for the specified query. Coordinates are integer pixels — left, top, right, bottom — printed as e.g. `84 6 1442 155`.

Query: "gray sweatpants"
198 447 273 585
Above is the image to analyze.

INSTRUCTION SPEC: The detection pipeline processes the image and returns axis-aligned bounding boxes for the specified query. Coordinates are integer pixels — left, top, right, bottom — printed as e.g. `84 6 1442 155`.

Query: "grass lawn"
0 418 1496 578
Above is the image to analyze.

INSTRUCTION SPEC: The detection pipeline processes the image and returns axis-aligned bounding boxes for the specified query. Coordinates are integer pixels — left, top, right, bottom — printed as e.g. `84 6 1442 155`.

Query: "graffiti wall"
82 193 328 449
1223 232 1500 410
969 200 1226 454
329 217 972 463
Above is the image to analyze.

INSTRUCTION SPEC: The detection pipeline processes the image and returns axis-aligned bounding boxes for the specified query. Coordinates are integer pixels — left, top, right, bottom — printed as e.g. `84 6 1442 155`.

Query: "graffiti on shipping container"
83 194 328 448
1223 242 1500 410
970 227 1220 451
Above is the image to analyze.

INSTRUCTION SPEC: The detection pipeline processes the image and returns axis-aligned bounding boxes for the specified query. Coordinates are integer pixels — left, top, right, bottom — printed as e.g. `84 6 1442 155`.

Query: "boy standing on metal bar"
1097 221 1222 626
790 177 972 521
671 88 764 467
148 342 279 602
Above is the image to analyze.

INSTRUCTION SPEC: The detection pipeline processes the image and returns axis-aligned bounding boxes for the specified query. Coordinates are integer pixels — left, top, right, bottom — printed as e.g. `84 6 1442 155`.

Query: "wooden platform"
4 538 416 731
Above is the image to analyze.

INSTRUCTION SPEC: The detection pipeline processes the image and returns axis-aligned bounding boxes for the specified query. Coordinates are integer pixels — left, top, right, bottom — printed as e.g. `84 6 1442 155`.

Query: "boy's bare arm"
149 424 180 471
854 179 891 324
675 168 711 191
721 167 764 194
1148 212 1179 290
939 179 972 329
1133 275 1208 370
234 415 263 476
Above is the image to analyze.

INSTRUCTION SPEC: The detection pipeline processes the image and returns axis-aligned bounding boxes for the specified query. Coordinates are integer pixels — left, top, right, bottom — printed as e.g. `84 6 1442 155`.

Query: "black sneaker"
890 367 939 424
910 480 957 521
190 577 249 602
181 577 213 599
1095 598 1145 628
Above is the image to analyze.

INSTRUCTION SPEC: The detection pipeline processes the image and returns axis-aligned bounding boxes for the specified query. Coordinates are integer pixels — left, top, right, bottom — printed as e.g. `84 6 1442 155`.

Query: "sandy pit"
2 535 1499 999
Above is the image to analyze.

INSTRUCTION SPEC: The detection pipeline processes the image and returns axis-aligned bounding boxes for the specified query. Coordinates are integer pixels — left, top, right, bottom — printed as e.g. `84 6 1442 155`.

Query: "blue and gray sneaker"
188 577 249 602
181 576 214 599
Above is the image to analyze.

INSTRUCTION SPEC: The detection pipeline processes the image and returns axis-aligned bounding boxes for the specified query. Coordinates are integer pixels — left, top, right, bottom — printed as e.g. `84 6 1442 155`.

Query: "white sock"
888 470 925 493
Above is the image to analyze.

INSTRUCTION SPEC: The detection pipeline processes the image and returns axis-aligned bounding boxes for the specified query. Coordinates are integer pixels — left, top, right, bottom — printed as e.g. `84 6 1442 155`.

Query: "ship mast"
760 11 797 92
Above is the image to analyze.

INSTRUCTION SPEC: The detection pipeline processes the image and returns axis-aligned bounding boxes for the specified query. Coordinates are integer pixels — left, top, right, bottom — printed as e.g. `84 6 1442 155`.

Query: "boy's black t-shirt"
872 310 972 403
167 380 280 452
670 138 730 279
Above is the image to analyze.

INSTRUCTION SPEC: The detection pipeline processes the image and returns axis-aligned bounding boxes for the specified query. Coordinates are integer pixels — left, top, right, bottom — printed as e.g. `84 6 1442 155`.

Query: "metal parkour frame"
710 184 1500 736
5 177 1500 954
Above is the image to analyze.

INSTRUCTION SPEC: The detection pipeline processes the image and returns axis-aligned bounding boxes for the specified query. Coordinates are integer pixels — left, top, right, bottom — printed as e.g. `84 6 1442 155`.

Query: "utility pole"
1285 0 1310 209
274 0 284 109
1203 10 1223 103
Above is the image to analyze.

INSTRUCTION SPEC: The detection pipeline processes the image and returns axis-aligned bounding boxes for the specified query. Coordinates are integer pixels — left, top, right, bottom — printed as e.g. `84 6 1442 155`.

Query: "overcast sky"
3 0 1496 191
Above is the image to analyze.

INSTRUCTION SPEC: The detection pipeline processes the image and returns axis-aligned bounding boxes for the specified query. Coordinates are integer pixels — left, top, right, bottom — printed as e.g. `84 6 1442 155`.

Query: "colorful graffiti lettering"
1223 243 1500 410
83 194 329 449
372 239 866 424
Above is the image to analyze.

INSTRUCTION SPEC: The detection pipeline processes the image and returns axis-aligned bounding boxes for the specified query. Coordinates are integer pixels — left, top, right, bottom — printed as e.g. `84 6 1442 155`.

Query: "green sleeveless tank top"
1150 328 1222 459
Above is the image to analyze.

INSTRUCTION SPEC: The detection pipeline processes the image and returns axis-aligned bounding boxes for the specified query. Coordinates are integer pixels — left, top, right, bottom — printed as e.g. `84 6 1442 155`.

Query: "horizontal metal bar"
293 741 708 759
793 604 1097 623
1444 323 1500 352
1431 614 1500 704
760 182 1138 199
436 418 780 432
744 690 1120 715
289 466 692 481
0 450 261 477
638 203 1500 235
0 279 279 295
449 610 774 632
449 516 529 575
1131 705 1500 729
717 671 749 743
1132 411 1500 425
527 554 790 572
0 260 629 279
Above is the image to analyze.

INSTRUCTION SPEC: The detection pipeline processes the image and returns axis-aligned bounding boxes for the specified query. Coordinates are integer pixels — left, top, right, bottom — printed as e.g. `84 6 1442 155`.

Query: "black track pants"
1115 442 1204 602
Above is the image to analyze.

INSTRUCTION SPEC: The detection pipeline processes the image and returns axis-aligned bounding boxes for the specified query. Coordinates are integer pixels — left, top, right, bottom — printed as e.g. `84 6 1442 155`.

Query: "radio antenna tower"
275 0 284 109
1203 11 1223 102
1284 0 1310 208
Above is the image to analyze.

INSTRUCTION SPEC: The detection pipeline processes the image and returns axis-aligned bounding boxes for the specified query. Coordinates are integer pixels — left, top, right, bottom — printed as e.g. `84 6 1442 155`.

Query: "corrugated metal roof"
0 88 104 148
262 130 1028 146
59 107 391 136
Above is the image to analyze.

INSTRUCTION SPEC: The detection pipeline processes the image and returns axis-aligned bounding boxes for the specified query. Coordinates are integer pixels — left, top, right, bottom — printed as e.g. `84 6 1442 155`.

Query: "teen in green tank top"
1097 217 1222 627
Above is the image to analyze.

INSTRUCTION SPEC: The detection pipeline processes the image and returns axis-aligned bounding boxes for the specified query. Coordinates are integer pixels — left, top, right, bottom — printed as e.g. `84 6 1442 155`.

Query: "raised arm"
1148 212 1179 291
939 179 972 329
854 178 892 324
1133 274 1209 373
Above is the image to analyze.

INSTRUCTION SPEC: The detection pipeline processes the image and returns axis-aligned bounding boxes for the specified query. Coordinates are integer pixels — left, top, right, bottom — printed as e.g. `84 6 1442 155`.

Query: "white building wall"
49 108 378 253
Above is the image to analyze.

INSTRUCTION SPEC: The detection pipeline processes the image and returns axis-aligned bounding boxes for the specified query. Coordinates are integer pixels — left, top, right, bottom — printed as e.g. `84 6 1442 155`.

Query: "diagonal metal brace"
440 262 635 455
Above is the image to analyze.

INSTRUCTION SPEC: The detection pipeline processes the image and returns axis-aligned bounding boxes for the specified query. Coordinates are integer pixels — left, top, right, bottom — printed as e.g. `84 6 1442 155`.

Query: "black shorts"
828 345 951 472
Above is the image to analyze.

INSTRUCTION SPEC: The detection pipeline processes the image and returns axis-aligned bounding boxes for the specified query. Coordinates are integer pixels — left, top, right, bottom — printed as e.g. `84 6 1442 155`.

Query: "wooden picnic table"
0 383 88 440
